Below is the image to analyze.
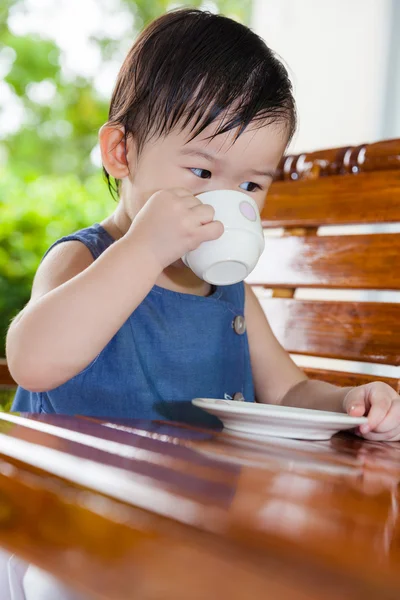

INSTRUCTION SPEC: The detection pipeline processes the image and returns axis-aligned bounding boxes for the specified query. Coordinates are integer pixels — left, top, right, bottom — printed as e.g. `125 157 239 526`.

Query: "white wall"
382 0 400 138
251 0 393 153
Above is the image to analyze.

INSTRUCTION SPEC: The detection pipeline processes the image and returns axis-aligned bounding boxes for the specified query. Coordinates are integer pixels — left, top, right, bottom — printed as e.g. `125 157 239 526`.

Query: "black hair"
103 8 296 198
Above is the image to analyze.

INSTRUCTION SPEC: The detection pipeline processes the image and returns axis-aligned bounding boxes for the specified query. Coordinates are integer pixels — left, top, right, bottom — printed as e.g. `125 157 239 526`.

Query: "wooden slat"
263 170 400 227
0 359 15 387
360 138 400 173
275 139 400 181
303 367 400 393
248 233 400 290
261 298 400 365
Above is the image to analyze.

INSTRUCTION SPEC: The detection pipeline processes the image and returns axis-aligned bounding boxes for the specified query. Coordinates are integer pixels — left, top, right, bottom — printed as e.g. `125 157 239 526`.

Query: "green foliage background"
0 0 251 356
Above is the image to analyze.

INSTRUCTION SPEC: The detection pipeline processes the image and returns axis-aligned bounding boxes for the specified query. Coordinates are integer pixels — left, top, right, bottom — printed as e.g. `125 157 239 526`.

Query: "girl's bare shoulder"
31 240 94 301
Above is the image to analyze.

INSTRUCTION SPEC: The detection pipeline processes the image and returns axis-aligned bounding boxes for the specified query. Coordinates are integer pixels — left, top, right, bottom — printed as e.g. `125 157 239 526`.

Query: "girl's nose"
199 181 237 194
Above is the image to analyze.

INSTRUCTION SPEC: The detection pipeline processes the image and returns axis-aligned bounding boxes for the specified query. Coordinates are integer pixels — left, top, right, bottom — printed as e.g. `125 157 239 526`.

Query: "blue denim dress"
13 224 255 426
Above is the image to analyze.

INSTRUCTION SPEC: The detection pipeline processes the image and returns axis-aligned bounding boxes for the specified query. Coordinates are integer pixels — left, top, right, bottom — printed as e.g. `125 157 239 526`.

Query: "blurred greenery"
0 0 251 358
0 389 15 411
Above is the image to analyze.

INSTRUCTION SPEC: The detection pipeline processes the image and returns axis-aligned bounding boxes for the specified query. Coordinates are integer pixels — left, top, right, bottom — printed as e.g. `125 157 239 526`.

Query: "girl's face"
101 118 289 227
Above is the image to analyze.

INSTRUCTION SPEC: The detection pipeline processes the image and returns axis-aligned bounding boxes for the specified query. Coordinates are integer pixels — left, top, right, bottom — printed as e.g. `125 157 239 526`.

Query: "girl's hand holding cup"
129 187 224 271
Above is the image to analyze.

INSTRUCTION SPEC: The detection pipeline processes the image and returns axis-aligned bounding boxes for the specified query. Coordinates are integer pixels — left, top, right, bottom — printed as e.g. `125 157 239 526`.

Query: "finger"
362 396 392 434
357 424 400 442
191 203 216 225
156 188 200 208
368 400 400 433
347 403 367 418
197 220 224 243
343 387 367 416
169 187 197 199
171 188 202 208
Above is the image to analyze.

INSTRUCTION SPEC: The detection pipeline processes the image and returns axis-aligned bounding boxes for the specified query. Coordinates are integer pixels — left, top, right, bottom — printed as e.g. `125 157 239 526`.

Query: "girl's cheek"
177 168 204 193
157 165 191 188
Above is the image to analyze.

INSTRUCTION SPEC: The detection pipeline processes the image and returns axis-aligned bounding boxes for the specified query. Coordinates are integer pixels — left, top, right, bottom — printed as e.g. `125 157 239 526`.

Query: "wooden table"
0 413 399 599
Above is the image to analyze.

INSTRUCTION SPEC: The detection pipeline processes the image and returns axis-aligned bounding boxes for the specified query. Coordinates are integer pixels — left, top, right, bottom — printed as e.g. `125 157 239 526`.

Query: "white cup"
182 189 265 285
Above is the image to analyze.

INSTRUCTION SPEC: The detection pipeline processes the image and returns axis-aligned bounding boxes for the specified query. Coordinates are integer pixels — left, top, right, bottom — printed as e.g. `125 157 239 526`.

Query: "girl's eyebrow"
249 167 277 179
179 148 217 162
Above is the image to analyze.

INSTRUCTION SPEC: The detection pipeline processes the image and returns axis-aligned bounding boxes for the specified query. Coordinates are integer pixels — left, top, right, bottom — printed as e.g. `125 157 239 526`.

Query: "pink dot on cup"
239 201 257 222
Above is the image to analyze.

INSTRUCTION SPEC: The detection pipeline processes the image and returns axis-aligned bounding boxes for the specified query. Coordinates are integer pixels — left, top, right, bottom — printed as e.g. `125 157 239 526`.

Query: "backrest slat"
275 138 400 181
249 234 400 290
303 368 400 392
0 359 15 386
262 171 400 227
260 298 400 365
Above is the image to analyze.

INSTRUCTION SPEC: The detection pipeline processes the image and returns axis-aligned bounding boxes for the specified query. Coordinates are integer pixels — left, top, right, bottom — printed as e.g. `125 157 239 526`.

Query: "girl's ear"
99 124 133 179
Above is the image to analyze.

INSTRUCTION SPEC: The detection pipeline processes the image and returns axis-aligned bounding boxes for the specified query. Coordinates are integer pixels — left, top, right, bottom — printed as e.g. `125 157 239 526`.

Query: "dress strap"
42 223 115 262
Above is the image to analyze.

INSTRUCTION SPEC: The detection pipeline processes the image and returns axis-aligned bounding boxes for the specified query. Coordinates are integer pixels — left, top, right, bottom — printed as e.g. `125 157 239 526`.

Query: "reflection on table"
0 549 85 600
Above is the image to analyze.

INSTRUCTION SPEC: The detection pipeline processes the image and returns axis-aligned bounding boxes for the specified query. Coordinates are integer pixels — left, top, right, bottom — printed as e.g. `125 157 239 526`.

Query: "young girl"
6 9 400 440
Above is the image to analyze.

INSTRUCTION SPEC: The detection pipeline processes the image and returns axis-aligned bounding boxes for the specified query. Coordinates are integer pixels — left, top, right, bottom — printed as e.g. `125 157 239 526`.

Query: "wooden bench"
248 138 400 393
0 359 14 387
0 359 15 410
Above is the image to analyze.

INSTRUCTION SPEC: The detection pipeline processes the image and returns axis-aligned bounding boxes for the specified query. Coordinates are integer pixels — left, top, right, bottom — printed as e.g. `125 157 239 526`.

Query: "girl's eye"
240 182 261 192
190 168 212 179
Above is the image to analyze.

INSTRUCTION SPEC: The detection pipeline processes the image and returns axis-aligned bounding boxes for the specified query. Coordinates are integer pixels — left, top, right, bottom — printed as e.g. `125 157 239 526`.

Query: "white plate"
191 398 368 440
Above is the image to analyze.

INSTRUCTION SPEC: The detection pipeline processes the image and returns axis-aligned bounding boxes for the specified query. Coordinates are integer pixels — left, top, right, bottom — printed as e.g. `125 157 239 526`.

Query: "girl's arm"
6 234 162 392
245 283 352 412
